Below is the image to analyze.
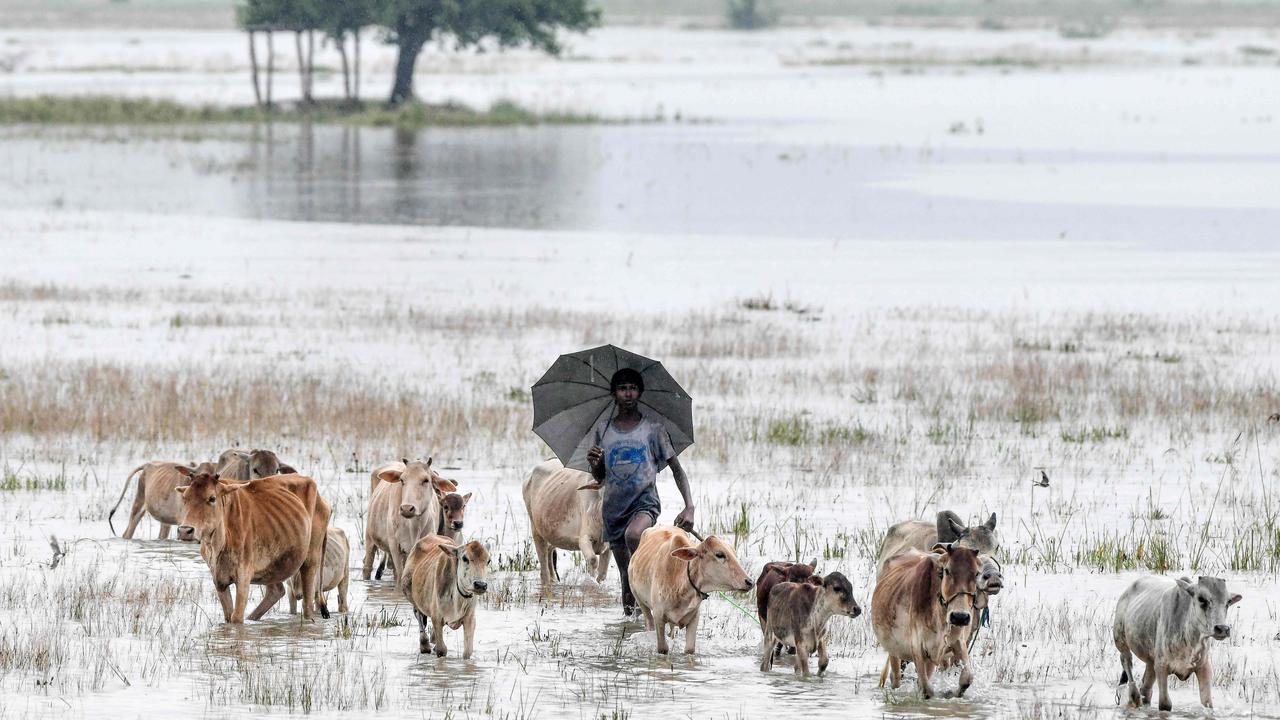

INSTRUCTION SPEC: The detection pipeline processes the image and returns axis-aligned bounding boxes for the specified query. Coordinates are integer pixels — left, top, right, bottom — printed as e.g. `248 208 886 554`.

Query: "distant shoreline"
0 96 655 128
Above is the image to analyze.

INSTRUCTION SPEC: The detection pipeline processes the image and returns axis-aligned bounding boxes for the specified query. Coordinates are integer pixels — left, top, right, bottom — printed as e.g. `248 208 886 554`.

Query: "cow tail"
107 464 146 536
551 549 559 582
1119 670 1129 685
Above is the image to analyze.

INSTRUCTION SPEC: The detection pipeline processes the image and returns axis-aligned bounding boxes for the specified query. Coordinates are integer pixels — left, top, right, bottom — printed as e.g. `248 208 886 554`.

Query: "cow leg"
683 608 700 655
215 585 234 622
531 535 552 587
231 575 252 624
577 533 600 581
122 492 147 540
794 638 810 677
1118 648 1141 706
594 548 611 583
157 523 172 541
655 616 670 655
416 611 431 654
361 536 376 580
760 627 777 672
337 567 350 613
914 652 934 699
299 564 320 621
375 557 386 581
248 582 286 621
638 602 654 632
1139 660 1156 705
387 545 408 589
889 656 903 689
1155 663 1172 711
432 616 447 657
462 610 476 659
1195 662 1213 708
953 640 973 697
287 579 299 614
817 637 830 676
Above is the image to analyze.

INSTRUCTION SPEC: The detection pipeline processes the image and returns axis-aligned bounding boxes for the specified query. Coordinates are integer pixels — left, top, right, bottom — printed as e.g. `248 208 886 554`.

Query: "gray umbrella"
531 345 693 472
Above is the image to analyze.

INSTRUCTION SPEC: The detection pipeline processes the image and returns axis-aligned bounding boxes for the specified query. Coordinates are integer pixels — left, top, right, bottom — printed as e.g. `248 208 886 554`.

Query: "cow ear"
576 482 604 491
1175 577 1195 594
379 468 404 483
401 458 410 465
425 457 433 469
984 513 997 531
930 543 952 554
1228 593 1242 606
462 492 472 505
808 557 819 572
175 485 189 495
433 477 458 494
670 547 700 562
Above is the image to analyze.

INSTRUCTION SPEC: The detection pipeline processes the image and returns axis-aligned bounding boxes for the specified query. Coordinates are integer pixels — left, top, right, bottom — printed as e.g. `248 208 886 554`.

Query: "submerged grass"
0 96 619 128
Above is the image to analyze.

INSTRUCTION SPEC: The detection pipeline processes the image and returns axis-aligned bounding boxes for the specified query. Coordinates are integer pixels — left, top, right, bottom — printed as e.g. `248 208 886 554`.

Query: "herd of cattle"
107 452 1243 710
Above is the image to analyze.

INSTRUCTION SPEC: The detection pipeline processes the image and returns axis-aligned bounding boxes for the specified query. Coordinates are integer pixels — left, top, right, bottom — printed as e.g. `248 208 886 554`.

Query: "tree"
237 0 320 106
312 0 377 103
379 0 599 106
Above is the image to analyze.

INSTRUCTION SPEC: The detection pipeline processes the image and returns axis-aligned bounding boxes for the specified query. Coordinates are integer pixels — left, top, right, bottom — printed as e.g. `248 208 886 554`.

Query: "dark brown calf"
761 572 861 676
437 492 472 541
755 559 819 630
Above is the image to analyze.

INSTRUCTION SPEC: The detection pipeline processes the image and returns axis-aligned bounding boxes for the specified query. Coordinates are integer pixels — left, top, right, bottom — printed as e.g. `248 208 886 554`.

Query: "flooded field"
2 13 1280 720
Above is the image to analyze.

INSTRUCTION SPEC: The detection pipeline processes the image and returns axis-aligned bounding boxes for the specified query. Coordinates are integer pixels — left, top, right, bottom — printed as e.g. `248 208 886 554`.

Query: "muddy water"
2 123 1277 250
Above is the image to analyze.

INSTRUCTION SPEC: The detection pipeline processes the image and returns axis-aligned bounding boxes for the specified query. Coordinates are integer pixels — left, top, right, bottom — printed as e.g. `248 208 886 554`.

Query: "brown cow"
288 526 350 614
761 572 862 676
363 459 457 583
872 545 981 699
878 511 1002 594
755 559 819 631
109 461 206 539
248 449 297 479
403 534 490 658
628 527 753 655
216 448 251 481
522 458 610 587
175 469 331 623
437 492 471 541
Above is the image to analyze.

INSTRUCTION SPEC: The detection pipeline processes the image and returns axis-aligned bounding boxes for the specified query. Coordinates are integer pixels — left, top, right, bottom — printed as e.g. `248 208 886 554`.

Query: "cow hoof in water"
435 647 448 658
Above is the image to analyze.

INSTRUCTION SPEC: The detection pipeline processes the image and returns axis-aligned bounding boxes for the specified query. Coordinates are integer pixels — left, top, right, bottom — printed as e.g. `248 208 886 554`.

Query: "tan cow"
109 461 210 539
872 545 982 699
403 534 490 658
628 526 754 655
363 459 456 583
878 511 1002 593
521 458 610 586
175 469 332 623
288 526 350 614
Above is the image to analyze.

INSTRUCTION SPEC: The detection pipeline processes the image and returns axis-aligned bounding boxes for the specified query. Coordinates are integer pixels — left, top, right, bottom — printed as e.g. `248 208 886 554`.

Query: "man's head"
610 368 644 409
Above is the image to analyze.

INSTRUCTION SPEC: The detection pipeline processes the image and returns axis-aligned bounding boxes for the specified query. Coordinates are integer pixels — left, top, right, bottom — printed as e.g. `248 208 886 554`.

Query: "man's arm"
588 445 606 481
669 457 695 530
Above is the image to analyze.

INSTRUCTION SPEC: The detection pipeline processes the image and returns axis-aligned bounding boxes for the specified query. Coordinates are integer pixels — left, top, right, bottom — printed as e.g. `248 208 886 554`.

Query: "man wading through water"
587 368 695 615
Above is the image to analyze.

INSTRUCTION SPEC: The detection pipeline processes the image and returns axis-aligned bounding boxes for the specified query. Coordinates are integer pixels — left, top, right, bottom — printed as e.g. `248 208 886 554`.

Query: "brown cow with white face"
872 544 982 699
403 535 490 659
362 458 457 584
627 526 754 655
175 469 332 623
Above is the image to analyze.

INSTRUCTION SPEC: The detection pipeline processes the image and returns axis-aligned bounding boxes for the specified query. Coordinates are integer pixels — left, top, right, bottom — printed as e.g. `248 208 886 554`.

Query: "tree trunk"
266 31 274 108
295 31 307 104
353 31 361 103
337 33 351 102
388 29 428 106
247 31 262 108
306 29 316 102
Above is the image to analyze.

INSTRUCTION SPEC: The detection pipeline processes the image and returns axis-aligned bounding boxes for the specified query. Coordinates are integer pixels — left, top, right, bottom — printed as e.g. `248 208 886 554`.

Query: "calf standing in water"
586 368 695 616
761 571 861 677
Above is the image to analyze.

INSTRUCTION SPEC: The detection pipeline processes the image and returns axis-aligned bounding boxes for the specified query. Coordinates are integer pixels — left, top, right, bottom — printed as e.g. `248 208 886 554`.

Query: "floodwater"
2 19 1280 720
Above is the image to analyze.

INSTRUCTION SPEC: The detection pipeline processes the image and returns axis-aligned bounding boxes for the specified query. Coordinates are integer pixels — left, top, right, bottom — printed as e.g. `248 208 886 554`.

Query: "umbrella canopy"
531 345 693 472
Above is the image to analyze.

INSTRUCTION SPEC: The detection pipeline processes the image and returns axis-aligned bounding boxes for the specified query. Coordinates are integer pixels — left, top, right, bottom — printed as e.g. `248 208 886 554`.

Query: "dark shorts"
603 486 660 544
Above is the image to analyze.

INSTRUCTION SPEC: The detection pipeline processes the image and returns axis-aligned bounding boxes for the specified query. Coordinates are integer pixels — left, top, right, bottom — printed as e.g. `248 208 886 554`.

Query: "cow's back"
321 527 350 591
629 526 688 604
141 461 190 524
1114 576 1172 659
224 481 313 584
877 520 934 575
405 534 454 615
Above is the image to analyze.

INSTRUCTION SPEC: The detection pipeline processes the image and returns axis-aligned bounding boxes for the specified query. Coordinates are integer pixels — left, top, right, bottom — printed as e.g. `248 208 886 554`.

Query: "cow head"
450 539 490 597
1176 576 1242 640
174 467 246 543
441 492 471 533
670 535 753 593
248 449 282 479
216 448 250 479
817 571 861 618
930 543 981 627
378 458 455 519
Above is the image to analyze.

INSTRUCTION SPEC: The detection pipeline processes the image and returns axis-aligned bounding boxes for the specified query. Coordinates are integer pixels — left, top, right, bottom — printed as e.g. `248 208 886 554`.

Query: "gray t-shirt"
596 416 675 541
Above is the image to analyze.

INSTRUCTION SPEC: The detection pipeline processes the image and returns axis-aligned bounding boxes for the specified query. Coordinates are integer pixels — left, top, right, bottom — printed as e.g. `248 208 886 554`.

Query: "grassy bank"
0 95 618 128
